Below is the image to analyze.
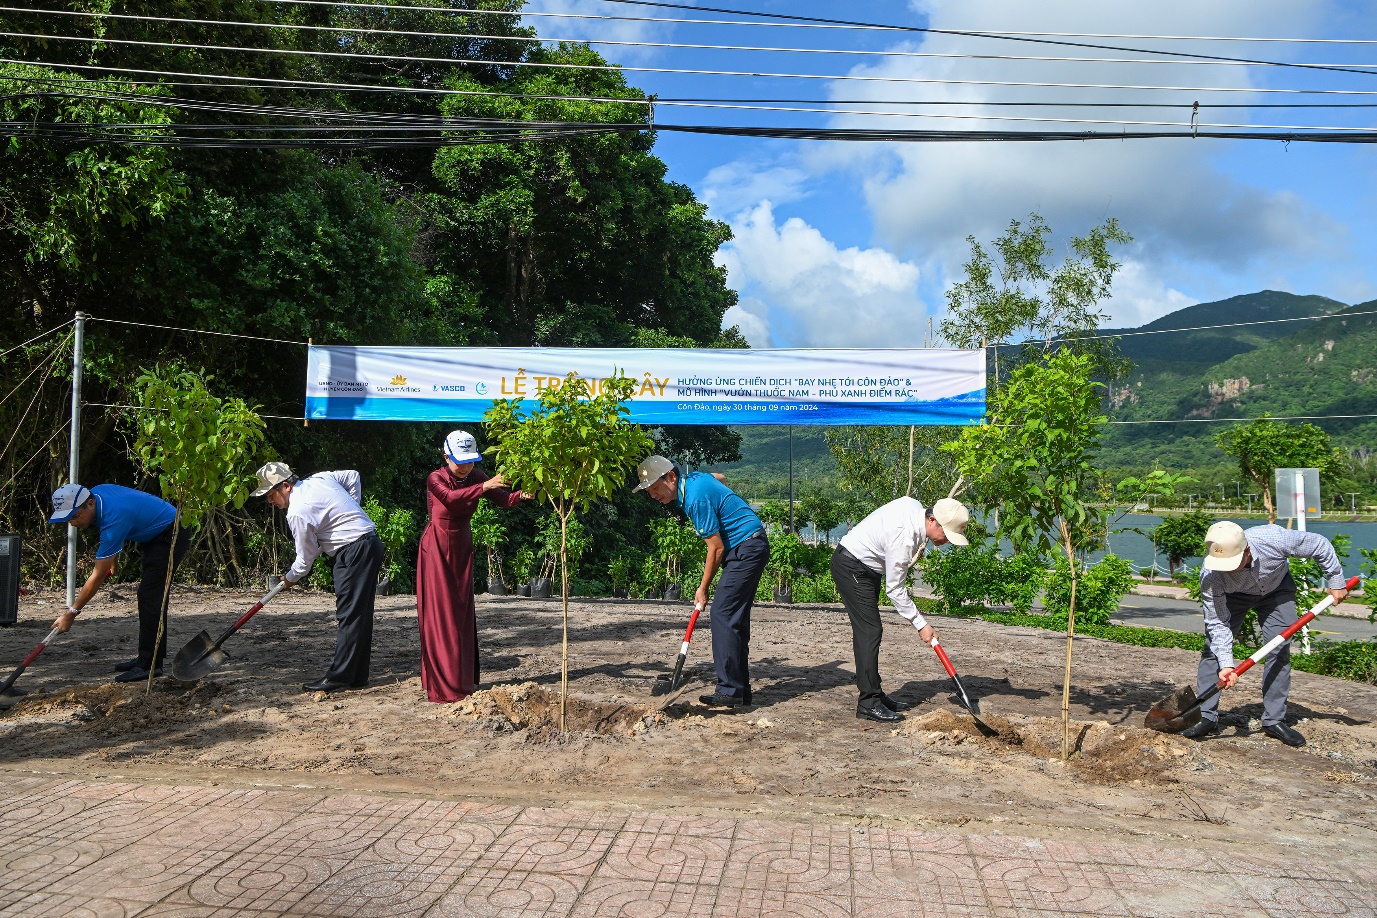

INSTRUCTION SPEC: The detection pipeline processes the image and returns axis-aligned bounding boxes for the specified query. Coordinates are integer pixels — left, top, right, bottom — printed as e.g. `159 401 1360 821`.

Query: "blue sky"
524 0 1377 346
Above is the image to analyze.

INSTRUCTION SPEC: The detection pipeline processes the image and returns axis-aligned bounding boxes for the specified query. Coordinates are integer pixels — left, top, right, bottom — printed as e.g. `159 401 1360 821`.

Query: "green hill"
713 291 1376 497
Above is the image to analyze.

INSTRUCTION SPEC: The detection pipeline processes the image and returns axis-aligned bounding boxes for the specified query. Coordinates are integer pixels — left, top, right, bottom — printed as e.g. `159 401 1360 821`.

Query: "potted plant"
472 501 508 594
608 555 633 599
511 545 535 597
362 496 418 597
638 553 664 599
768 531 805 603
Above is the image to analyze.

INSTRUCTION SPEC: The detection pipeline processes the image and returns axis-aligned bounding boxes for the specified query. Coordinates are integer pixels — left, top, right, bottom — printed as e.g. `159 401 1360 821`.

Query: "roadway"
1113 592 1376 641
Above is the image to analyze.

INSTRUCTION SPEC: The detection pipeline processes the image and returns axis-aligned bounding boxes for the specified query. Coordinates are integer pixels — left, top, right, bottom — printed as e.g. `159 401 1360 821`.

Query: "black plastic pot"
663 584 683 602
530 577 553 599
487 579 508 596
612 587 629 599
376 576 391 597
772 585 794 603
515 583 531 597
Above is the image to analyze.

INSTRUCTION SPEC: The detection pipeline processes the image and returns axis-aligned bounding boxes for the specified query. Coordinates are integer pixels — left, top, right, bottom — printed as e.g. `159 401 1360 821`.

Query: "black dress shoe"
880 693 912 712
698 692 746 708
113 657 142 673
857 705 903 723
114 666 162 683
1263 723 1306 747
1179 719 1220 740
303 678 353 693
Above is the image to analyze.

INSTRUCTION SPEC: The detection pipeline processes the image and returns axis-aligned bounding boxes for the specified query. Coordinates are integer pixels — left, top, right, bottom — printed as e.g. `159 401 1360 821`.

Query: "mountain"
711 291 1374 494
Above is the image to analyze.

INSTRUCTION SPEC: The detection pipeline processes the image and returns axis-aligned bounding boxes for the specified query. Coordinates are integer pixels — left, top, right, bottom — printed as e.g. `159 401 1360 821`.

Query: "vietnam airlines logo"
390 375 407 386
375 374 421 394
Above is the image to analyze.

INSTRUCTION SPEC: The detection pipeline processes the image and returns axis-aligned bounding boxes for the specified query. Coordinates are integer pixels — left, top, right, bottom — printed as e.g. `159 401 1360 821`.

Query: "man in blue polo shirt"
48 483 192 682
635 454 769 709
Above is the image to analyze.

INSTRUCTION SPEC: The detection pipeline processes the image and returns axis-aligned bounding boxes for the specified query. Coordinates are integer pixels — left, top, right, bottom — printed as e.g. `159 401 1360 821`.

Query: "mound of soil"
449 682 659 740
3 680 229 736
902 710 1187 784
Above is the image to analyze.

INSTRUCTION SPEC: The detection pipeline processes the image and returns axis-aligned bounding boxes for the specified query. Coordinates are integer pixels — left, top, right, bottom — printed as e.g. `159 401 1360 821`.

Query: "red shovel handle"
929 637 958 679
682 605 702 643
1231 575 1360 679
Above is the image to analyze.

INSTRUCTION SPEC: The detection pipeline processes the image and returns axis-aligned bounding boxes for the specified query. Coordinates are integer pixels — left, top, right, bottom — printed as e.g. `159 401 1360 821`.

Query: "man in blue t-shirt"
635 455 769 709
48 483 192 682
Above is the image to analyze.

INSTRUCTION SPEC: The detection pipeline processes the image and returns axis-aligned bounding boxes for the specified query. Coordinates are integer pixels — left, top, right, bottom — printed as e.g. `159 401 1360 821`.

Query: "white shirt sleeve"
1199 572 1235 670
327 470 363 505
285 510 321 584
884 521 927 632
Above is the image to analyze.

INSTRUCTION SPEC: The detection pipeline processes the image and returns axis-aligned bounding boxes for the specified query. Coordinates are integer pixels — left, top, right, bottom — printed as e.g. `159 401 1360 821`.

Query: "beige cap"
251 461 295 497
931 497 970 546
633 455 675 492
1203 520 1247 571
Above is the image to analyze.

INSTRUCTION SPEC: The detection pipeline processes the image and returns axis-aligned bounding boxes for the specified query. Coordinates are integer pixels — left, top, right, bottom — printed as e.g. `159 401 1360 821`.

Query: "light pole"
1187 494 1197 511
1245 493 1256 514
1345 492 1361 515
1219 484 1227 506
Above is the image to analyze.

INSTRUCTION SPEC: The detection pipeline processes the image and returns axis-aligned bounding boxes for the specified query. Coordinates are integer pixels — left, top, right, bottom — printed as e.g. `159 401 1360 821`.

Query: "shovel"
0 622 65 700
172 581 285 681
651 602 702 697
929 635 999 737
1146 575 1360 733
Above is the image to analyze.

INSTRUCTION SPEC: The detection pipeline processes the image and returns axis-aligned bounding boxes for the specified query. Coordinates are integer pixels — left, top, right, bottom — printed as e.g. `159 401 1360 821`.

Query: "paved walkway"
2 776 1373 917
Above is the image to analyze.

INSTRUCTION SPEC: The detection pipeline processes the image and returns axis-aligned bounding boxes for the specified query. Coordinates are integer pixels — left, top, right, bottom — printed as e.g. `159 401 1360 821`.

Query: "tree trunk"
504 225 537 346
559 510 569 734
1059 520 1077 760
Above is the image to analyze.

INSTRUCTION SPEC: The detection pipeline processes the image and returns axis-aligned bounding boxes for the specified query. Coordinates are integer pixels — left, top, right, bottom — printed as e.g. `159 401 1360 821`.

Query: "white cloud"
521 0 692 63
1102 261 1198 327
700 162 810 216
715 202 931 347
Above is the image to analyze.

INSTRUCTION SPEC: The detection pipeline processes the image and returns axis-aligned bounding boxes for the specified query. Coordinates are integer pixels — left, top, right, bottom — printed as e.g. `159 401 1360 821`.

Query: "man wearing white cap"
1185 520 1349 746
47 483 191 682
252 462 383 693
635 454 768 709
832 496 970 722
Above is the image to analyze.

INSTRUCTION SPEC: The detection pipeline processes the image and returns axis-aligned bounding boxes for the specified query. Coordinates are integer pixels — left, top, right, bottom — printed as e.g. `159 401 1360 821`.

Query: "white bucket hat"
931 498 971 546
1203 521 1248 571
633 455 675 492
444 430 482 464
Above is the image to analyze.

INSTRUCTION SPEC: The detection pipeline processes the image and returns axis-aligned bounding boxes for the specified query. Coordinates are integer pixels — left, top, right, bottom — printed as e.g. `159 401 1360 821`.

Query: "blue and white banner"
305 346 985 426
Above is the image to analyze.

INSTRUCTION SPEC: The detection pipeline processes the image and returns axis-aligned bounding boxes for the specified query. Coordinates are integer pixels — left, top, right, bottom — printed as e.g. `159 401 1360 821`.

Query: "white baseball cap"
444 430 481 464
251 462 295 497
931 498 971 546
1203 521 1248 571
49 484 91 524
633 455 675 492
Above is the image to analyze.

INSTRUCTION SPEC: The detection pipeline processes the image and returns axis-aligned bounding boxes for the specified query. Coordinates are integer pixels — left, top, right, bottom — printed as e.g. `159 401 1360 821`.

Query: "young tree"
130 365 267 691
1150 512 1214 580
1215 416 1335 523
484 371 653 730
945 350 1108 758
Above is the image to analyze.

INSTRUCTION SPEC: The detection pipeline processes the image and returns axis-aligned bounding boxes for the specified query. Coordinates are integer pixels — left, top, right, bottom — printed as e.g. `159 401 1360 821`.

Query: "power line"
83 402 306 422
8 6 1376 75
86 316 310 346
1108 413 1377 425
10 34 1377 97
990 307 1377 348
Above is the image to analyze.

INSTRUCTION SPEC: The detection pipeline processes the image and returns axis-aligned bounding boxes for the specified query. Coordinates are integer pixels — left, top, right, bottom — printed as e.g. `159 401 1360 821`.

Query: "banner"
305 346 985 426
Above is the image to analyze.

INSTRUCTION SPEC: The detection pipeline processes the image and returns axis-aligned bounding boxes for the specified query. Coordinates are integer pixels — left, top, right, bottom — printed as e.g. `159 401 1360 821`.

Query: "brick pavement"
1 776 1373 917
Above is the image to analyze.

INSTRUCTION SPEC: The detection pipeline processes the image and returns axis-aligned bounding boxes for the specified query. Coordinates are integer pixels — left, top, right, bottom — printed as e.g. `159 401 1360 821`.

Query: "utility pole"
1187 494 1197 511
1219 484 1227 505
788 426 794 533
1246 493 1256 514
66 311 85 606
1345 492 1360 515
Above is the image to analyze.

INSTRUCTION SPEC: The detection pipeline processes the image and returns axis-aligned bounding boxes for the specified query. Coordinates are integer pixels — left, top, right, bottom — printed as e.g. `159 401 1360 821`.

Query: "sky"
524 0 1377 347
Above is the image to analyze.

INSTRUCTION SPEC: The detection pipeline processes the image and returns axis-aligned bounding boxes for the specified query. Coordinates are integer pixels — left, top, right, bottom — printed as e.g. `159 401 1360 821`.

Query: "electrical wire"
86 317 310 346
13 30 1377 98
0 419 69 493
82 402 306 421
0 318 75 362
0 332 69 412
10 47 1377 98
8 6 1377 75
1107 413 1377 425
989 307 1377 348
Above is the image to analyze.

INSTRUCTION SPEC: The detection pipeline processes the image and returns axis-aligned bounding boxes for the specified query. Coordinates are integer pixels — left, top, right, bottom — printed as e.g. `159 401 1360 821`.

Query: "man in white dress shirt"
253 462 383 693
831 496 970 722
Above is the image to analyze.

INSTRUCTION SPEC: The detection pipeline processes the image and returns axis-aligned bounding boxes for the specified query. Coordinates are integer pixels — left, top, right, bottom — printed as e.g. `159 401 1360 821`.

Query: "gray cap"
251 461 294 497
633 455 675 492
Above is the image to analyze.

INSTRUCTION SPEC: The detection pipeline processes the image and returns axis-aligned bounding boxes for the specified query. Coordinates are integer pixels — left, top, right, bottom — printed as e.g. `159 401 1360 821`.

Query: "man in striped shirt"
1183 521 1349 747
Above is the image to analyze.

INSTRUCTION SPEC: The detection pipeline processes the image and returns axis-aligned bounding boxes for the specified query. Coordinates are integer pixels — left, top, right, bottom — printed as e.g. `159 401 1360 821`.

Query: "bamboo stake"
1060 519 1077 759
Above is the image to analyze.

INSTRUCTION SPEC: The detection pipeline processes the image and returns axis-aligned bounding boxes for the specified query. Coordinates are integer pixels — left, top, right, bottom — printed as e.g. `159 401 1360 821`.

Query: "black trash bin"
0 534 19 626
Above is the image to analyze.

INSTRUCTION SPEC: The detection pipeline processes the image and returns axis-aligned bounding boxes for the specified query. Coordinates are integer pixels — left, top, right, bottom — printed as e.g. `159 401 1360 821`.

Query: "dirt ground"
3 587 1376 864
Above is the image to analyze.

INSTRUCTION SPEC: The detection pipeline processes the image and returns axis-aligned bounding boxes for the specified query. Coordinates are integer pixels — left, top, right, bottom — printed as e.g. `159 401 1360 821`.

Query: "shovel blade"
171 631 228 682
1145 684 1202 733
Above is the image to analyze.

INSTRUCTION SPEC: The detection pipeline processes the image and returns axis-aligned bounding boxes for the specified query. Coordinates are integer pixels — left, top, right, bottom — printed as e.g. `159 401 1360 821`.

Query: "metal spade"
172 580 285 681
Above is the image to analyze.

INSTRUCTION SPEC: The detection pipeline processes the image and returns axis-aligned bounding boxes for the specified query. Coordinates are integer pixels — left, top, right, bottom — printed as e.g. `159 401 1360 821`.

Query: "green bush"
1042 554 1136 626
1293 639 1377 683
920 541 999 612
767 530 807 590
793 573 840 603
363 495 418 591
987 552 1048 614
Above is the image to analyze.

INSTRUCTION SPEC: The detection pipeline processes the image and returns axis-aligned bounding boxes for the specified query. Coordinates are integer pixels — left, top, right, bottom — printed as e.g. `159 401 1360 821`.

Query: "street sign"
1274 468 1321 525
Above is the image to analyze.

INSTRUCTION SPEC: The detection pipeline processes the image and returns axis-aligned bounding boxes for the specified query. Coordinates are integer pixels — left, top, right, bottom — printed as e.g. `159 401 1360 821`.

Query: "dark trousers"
136 523 192 667
1197 573 1297 727
709 531 769 698
323 532 384 685
832 546 887 709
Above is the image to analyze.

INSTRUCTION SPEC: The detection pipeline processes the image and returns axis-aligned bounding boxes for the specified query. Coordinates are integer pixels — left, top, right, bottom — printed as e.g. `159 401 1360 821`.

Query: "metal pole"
1294 470 1306 532
66 312 85 606
907 425 915 497
788 426 794 533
